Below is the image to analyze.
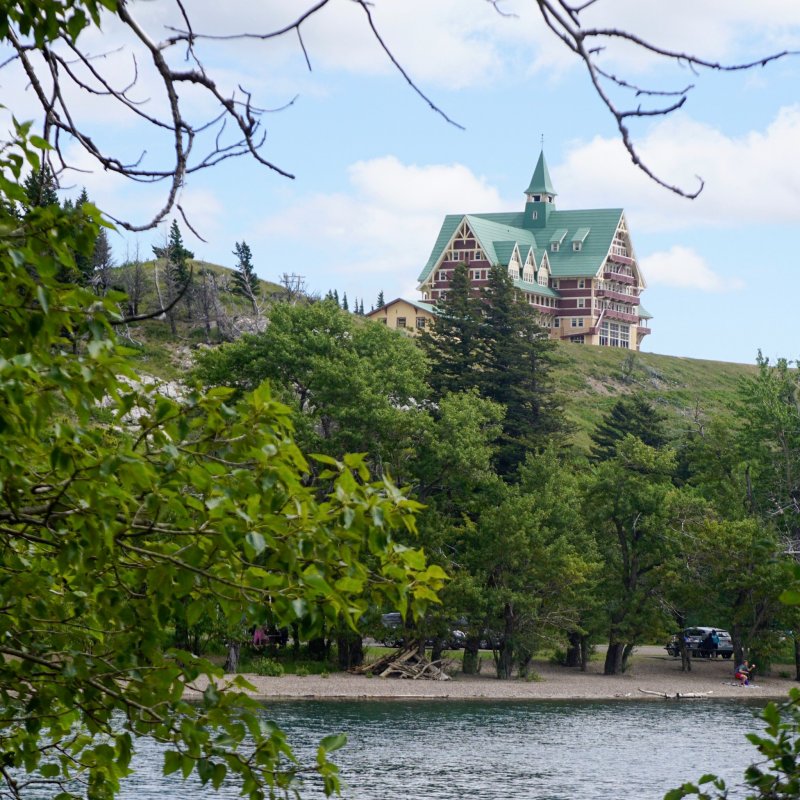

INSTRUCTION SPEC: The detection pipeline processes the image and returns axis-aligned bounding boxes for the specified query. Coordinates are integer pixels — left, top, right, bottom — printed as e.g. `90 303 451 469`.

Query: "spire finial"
541 133 544 149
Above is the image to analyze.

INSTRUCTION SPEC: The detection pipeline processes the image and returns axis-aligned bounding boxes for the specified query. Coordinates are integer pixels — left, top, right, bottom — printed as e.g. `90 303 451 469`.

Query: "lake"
117 699 767 799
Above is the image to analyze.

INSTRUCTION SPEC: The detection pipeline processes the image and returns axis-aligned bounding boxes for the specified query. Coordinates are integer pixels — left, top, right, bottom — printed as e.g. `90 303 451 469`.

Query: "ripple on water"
119 699 766 800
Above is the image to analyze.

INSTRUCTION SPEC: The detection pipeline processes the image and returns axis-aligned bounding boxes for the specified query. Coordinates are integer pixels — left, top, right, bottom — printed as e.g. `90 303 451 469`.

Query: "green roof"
549 228 568 245
638 305 653 320
571 227 591 243
524 150 556 196
513 278 560 299
418 208 624 284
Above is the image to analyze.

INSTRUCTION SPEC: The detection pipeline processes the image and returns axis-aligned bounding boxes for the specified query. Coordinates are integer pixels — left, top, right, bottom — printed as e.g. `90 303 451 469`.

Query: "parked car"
378 613 466 649
665 627 733 659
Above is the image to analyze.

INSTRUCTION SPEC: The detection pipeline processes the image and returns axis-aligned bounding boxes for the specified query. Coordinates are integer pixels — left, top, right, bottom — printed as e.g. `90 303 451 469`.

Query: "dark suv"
665 627 733 659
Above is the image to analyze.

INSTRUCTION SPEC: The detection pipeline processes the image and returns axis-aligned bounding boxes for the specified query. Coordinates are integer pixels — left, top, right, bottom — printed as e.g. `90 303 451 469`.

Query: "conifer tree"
377 290 385 309
421 263 483 398
342 292 349 311
359 299 365 315
152 220 194 333
333 289 339 306
590 394 669 462
73 188 93 286
479 266 565 474
91 226 114 295
232 240 260 315
23 164 58 208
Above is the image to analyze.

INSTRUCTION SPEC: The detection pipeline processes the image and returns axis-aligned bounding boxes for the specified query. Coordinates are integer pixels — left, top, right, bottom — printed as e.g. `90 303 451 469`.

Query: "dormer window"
573 241 582 252
551 242 559 252
531 210 538 220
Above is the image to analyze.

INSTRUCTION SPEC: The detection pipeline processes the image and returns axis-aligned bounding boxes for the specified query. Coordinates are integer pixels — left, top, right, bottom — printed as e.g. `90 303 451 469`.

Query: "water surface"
121 699 767 799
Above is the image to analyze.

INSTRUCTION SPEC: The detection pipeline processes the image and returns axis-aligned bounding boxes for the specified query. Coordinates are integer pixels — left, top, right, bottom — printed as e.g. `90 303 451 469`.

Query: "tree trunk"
565 631 582 667
462 637 482 674
496 603 515 679
224 640 240 673
604 641 625 675
430 638 444 664
794 635 800 682
336 633 364 671
308 636 327 661
580 635 589 672
291 623 300 658
621 643 635 673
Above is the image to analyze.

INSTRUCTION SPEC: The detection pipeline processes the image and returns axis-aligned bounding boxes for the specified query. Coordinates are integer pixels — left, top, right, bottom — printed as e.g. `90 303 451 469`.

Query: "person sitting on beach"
735 661 752 685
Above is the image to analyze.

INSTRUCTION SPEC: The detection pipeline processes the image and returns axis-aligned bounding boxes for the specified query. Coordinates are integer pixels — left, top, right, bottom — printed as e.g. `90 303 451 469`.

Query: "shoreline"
185 646 796 703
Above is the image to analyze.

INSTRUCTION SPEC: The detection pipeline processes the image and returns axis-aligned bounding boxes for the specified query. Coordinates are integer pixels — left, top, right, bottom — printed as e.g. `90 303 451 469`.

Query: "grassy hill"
553 342 757 450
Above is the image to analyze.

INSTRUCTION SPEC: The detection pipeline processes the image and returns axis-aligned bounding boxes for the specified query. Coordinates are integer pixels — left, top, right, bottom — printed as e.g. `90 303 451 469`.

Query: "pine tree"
152 220 194 333
23 164 58 208
232 240 260 315
359 299 365 315
479 266 565 475
73 188 93 286
91 226 114 295
421 263 483 398
590 394 669 462
377 290 385 309
333 289 339 306
342 292 349 311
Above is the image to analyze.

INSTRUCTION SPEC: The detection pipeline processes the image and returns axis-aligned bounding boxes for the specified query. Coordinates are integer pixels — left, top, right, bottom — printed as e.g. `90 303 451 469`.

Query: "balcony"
596 287 640 304
603 268 636 285
603 307 639 324
608 251 634 267
637 326 652 337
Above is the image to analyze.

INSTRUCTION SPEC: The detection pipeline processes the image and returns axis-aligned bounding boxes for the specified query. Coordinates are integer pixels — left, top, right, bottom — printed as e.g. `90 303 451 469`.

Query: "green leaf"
163 751 182 776
319 733 347 753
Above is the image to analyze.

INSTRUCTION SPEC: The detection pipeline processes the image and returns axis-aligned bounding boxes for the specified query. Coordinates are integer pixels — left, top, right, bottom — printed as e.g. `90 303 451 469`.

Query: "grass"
553 342 758 451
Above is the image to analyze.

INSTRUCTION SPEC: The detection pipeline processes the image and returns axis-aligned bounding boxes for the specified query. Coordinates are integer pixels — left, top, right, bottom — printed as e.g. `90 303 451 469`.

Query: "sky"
3 0 800 365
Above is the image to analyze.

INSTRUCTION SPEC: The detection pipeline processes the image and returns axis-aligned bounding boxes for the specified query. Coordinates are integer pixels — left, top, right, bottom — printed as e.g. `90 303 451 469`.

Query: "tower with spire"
524 150 557 228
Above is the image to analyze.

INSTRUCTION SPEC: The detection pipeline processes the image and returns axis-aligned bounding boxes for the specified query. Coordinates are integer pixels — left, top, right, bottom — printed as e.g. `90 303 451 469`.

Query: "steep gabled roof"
418 208 623 283
524 150 556 196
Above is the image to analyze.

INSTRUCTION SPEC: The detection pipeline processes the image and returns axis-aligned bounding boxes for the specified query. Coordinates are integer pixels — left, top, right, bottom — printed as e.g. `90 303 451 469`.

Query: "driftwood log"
353 646 451 681
638 688 714 700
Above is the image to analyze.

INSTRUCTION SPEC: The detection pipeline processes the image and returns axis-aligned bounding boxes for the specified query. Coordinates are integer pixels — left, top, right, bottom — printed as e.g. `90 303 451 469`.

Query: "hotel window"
476 250 483 260
551 242 560 252
531 211 538 220
416 317 426 329
577 298 586 308
396 317 407 328
553 317 560 327
573 242 582 252
578 279 585 289
571 317 583 328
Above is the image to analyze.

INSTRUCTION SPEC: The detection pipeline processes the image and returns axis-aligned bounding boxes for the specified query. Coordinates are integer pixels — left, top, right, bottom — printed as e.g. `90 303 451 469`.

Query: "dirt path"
186 646 796 702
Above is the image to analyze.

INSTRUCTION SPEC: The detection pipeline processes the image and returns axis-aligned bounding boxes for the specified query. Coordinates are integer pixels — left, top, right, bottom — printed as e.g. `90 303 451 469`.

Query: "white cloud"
640 246 744 292
556 106 800 232
258 156 508 294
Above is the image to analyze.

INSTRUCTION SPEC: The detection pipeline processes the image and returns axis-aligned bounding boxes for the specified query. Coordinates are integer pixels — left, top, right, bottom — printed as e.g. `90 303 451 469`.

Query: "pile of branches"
354 645 451 681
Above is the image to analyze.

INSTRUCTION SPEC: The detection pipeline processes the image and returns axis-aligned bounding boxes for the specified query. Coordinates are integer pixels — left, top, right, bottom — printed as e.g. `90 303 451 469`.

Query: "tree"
22 164 58 208
421 263 484 399
193 300 430 478
0 132 446 798
118 242 150 318
585 437 679 674
91 224 114 295
152 220 194 334
479 266 566 475
73 187 94 286
231 240 260 316
341 292 349 312
590 393 669 463
376 290 385 309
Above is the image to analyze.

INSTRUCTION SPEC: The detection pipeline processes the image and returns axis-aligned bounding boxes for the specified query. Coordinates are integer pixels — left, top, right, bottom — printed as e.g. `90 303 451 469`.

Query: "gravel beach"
186 646 796 702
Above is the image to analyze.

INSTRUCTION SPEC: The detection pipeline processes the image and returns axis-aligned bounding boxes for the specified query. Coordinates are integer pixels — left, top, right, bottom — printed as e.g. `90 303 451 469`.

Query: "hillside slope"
554 342 757 450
